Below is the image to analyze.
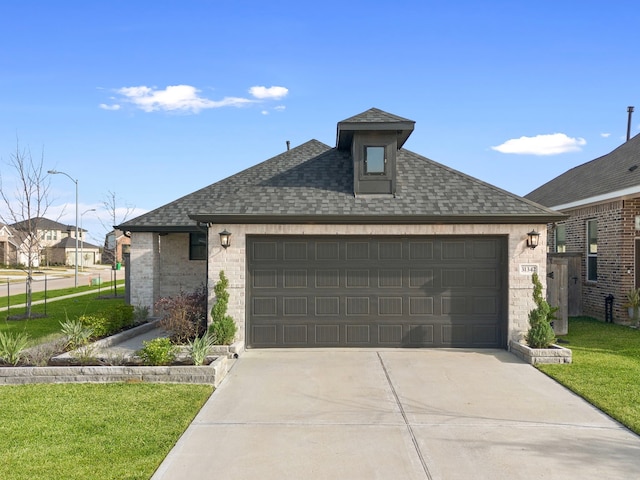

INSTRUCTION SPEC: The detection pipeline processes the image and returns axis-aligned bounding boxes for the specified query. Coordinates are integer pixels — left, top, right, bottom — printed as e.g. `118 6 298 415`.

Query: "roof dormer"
336 108 415 196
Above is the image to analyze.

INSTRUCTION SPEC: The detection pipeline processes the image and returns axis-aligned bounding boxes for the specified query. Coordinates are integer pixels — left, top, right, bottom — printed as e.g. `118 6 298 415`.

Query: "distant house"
0 223 20 265
525 134 640 323
11 217 99 267
48 236 102 267
118 108 562 350
104 229 131 265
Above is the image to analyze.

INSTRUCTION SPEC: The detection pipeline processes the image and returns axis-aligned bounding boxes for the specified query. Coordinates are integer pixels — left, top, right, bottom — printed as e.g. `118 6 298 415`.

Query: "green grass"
1 279 125 306
539 316 640 434
0 383 213 480
1 287 127 345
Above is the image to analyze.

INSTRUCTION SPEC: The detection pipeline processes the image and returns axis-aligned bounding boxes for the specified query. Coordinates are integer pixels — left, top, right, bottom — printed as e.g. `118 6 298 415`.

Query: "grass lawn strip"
1 287 127 345
1 279 125 307
539 317 640 435
0 383 213 480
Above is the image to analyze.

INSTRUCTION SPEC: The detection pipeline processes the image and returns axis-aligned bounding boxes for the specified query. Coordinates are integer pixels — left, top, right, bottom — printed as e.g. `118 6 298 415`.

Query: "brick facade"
548 197 640 322
204 223 548 348
129 232 206 314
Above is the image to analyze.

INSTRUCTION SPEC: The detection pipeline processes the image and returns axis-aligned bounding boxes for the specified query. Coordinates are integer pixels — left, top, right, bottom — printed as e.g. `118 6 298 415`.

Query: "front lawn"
539 316 640 434
1 287 126 345
0 383 213 480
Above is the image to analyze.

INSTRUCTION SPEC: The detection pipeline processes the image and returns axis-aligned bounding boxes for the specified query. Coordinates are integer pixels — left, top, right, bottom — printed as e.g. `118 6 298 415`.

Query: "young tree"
100 190 135 266
0 140 52 318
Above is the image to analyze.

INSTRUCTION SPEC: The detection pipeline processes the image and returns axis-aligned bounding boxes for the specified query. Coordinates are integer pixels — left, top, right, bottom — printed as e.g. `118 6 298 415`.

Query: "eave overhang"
336 120 415 150
189 213 567 226
113 225 205 234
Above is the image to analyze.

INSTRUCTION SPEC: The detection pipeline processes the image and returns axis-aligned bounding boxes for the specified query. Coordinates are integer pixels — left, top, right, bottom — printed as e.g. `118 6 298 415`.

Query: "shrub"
137 337 176 366
22 337 67 366
188 333 215 365
155 285 207 344
209 271 237 345
79 314 111 338
60 317 94 351
0 331 30 366
78 305 135 340
107 304 135 331
133 304 150 325
524 273 557 348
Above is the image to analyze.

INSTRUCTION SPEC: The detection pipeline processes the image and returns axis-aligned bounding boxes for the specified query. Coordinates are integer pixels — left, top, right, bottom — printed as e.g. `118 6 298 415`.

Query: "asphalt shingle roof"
52 236 100 249
339 108 414 124
11 217 81 232
120 137 561 231
525 133 640 207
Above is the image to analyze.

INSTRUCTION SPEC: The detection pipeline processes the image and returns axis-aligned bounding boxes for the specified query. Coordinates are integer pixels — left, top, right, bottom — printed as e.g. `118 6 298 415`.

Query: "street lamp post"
80 208 96 272
48 169 79 288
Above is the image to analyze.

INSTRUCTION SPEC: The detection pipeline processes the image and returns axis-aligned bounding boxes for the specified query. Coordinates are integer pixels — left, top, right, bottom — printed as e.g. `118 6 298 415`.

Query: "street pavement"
0 265 122 297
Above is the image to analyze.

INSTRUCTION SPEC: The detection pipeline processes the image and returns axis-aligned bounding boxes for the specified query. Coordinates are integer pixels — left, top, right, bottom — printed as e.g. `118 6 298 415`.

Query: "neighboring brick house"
118 108 563 350
525 133 640 323
104 229 131 265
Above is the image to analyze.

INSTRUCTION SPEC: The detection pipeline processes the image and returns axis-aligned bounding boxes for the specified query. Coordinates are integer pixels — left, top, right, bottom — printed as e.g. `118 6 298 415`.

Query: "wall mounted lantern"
527 230 540 249
219 229 232 249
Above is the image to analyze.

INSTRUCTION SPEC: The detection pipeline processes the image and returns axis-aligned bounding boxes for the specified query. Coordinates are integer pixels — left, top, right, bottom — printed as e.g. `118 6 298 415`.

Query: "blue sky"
1 1 639 244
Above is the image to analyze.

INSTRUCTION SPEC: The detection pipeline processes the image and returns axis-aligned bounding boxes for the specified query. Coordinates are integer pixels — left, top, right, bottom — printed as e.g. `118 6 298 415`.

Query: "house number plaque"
519 264 539 275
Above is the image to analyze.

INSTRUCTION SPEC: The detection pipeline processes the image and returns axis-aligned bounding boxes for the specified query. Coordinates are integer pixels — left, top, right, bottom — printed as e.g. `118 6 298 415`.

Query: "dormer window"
336 108 415 196
365 146 386 175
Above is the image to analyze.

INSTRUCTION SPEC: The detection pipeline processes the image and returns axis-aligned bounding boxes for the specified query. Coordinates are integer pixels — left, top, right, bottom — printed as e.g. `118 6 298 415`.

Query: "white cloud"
115 85 253 113
491 133 586 156
601 133 611 138
261 110 269 115
274 105 286 111
99 103 121 111
105 84 289 113
249 86 288 100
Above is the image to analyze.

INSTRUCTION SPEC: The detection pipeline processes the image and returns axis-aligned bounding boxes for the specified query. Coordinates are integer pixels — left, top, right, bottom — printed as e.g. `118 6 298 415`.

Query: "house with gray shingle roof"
526 133 640 323
11 216 94 267
119 108 562 349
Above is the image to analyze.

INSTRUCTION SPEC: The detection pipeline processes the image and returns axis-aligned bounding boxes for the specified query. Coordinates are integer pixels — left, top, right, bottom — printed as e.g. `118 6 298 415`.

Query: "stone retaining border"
509 340 572 365
0 356 230 386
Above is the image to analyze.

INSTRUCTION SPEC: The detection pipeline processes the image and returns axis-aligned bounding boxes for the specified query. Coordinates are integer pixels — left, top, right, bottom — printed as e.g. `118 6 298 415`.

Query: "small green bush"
79 314 111 338
209 271 237 345
525 273 557 348
137 337 176 366
78 304 135 339
107 303 135 331
0 331 30 366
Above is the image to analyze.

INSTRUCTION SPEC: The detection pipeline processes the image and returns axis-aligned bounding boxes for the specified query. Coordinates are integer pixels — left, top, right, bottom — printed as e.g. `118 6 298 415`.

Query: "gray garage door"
247 236 506 348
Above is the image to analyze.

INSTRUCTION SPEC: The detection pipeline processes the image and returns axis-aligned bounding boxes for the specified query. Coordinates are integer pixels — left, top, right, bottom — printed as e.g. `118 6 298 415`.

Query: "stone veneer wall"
130 232 160 314
549 198 640 322
206 223 548 347
129 232 206 315
157 233 206 298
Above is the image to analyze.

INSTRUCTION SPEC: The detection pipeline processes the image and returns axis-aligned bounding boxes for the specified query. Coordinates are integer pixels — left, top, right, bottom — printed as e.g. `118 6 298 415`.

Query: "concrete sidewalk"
152 349 640 480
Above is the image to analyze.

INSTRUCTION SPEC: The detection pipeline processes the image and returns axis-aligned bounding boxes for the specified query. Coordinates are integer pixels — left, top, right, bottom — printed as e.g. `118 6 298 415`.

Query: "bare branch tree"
0 140 52 318
100 190 135 266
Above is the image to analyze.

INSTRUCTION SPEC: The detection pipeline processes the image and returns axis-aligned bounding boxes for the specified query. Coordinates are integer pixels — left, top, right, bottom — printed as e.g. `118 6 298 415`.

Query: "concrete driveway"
152 349 640 480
